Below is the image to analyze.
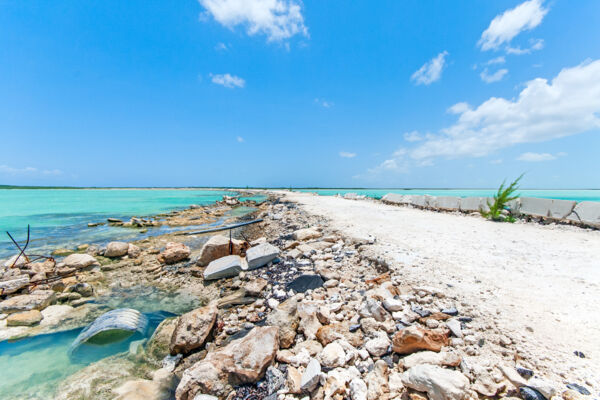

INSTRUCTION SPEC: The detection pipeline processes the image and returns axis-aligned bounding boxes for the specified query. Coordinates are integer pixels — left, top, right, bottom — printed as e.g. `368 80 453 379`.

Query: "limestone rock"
266 297 299 349
401 364 470 400
246 242 279 270
0 275 30 295
0 289 56 314
175 326 279 399
293 228 322 241
113 368 176 400
147 318 178 362
6 309 43 326
401 351 461 369
301 358 321 392
105 241 130 258
319 342 346 368
317 321 364 347
158 242 191 265
366 360 389 400
365 331 391 357
392 326 449 354
2 254 28 268
170 304 217 355
197 235 248 267
244 278 268 296
297 301 322 340
128 244 141 258
203 255 247 280
286 366 303 394
63 253 100 269
350 378 368 400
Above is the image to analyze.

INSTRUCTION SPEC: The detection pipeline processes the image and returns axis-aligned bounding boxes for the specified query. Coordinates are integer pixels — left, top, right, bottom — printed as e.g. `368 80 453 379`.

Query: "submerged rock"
63 253 100 269
175 326 279 399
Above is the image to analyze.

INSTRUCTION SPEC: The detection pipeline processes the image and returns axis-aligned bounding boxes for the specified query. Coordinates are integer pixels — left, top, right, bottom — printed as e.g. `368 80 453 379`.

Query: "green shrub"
481 174 523 222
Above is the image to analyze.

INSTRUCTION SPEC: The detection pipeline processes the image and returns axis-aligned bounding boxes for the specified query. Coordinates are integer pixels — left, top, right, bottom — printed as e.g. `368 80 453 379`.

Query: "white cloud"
0 165 62 176
339 151 356 158
210 73 245 88
364 59 600 174
480 68 508 83
236 136 244 142
411 51 449 86
215 42 228 51
479 0 548 51
517 152 556 162
199 0 308 42
403 131 423 142
506 38 544 55
486 56 506 65
490 159 503 164
314 98 333 108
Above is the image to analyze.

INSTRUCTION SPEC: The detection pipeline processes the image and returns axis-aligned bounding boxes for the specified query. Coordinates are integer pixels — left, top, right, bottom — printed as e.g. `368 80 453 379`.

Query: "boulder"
0 275 30 295
197 235 248 267
246 243 279 270
519 197 576 219
459 197 490 213
158 242 191 265
128 244 141 258
203 255 247 280
293 228 322 241
105 241 130 258
567 201 600 227
175 326 279 399
146 318 178 362
170 304 217 355
62 253 100 269
6 309 43 326
392 326 449 354
430 196 461 211
0 290 56 314
401 364 470 400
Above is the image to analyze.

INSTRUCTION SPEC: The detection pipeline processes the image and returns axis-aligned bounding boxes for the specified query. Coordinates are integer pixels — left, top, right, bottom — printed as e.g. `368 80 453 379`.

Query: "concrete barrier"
566 201 600 227
519 197 576 219
459 197 490 213
429 196 461 211
410 195 432 208
381 194 406 204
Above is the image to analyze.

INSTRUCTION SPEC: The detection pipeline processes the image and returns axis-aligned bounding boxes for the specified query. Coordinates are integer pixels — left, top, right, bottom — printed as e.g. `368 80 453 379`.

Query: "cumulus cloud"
364 59 600 174
339 151 356 158
517 152 556 162
478 0 548 51
403 131 423 142
480 68 508 83
506 38 545 55
210 73 245 88
198 0 308 42
411 51 449 86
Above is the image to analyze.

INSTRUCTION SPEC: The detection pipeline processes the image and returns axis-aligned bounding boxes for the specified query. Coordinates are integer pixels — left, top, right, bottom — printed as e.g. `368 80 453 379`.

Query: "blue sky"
1 0 599 188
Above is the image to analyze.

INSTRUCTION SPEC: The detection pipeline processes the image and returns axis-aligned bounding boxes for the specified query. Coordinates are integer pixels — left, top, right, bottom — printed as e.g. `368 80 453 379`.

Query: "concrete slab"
520 197 576 219
567 201 600 227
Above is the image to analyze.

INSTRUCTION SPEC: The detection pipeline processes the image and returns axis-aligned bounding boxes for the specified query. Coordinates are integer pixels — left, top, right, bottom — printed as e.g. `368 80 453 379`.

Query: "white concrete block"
519 197 576 219
566 201 600 227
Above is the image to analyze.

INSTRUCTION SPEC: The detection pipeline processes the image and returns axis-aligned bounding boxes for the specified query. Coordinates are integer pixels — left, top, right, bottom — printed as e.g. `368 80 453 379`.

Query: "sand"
278 191 600 386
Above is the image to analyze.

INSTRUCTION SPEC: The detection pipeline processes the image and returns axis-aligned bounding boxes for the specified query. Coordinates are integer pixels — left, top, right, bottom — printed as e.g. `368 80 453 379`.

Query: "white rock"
365 332 391 357
446 319 463 338
246 243 279 270
319 342 346 368
203 255 247 280
401 351 461 369
2 254 27 268
63 253 100 269
300 358 321 392
527 378 557 399
0 275 30 295
267 298 280 309
401 364 470 400
104 241 130 257
349 378 368 400
382 297 403 312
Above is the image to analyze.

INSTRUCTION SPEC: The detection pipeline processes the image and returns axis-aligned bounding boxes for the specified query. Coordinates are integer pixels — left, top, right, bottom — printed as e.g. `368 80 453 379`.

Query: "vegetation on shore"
481 174 524 222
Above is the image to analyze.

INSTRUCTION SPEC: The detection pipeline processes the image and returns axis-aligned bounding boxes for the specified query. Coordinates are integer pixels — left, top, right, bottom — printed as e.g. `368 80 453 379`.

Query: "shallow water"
0 285 200 399
0 189 264 258
296 188 600 202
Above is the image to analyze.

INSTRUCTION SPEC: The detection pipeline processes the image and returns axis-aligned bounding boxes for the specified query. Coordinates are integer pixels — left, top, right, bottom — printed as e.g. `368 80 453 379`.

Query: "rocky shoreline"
0 193 596 400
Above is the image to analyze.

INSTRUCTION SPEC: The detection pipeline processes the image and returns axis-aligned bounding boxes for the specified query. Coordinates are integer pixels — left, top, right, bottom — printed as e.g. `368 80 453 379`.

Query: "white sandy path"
279 191 600 385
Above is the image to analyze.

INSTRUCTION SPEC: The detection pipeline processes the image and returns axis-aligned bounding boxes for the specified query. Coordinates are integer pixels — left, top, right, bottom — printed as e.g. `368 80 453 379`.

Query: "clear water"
0 285 201 399
296 188 600 202
0 189 264 259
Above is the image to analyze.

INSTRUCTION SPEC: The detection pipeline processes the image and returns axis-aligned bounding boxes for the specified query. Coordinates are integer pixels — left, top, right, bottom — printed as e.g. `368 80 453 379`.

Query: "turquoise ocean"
296 188 600 202
0 189 261 259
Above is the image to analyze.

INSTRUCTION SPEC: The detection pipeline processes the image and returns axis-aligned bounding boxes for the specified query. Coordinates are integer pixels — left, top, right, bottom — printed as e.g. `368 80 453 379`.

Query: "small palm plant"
481 174 524 222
